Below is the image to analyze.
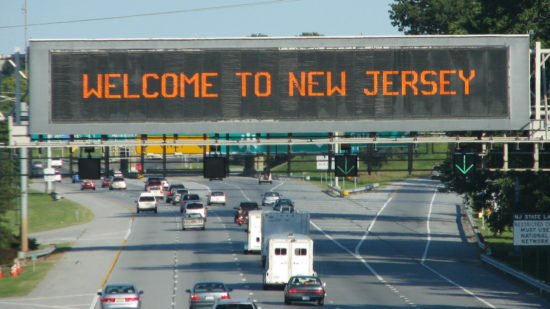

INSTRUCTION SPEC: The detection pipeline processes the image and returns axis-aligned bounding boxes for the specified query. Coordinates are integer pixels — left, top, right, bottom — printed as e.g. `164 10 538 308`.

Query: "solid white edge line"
420 189 496 309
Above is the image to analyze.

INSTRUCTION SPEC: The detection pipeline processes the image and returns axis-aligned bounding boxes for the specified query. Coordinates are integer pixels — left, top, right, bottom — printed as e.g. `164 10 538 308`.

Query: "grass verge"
0 243 72 298
3 189 94 234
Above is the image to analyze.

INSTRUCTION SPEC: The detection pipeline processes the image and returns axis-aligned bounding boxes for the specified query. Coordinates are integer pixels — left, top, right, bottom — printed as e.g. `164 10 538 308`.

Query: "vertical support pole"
20 147 28 252
226 133 230 176
162 134 167 177
15 50 21 125
408 144 413 176
287 133 291 176
534 143 539 170
46 146 52 193
535 42 541 127
105 146 110 176
503 143 509 171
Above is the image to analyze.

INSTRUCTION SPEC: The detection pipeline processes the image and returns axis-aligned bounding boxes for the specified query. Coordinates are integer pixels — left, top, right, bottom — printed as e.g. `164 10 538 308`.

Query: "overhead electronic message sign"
29 36 530 135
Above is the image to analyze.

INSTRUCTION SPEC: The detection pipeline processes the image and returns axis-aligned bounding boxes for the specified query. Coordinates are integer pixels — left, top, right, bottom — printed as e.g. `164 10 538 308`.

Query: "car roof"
215 298 255 304
139 192 155 197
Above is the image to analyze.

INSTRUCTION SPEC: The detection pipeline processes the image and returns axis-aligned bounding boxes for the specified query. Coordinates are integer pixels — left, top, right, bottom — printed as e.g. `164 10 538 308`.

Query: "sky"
0 0 401 55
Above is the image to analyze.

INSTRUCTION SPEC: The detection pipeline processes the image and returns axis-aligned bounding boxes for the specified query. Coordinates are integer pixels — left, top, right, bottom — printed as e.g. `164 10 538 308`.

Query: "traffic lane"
175 207 259 308
422 189 550 309
103 203 181 309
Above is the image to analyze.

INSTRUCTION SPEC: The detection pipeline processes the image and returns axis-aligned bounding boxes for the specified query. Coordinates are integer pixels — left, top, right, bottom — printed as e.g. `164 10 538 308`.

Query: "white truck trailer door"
291 241 313 276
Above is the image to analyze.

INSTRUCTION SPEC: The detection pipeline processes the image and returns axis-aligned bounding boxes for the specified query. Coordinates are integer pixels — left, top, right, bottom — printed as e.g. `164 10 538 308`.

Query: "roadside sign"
513 213 550 246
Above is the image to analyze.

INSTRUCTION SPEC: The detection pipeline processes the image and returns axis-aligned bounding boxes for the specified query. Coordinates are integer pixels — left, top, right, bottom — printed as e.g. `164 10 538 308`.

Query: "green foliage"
389 0 550 47
250 33 268 37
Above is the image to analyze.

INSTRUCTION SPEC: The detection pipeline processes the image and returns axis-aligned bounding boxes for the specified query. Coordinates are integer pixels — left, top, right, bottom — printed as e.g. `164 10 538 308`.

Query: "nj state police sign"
29 35 529 135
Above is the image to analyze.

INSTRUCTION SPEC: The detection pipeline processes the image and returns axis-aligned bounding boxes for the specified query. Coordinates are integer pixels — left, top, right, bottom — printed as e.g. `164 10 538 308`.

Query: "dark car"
284 275 326 306
166 183 185 203
187 281 232 309
233 201 260 222
273 198 294 211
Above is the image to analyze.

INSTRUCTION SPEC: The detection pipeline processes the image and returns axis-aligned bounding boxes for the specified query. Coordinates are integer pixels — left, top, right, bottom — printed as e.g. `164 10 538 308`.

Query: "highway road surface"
1 176 549 309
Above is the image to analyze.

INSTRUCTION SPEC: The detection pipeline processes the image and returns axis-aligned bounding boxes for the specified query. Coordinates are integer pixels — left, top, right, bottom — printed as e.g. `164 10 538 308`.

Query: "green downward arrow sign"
337 157 356 176
455 155 474 175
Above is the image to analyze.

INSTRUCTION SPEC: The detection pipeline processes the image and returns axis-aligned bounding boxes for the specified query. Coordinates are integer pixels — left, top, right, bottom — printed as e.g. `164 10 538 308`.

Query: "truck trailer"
263 233 315 289
261 211 310 265
244 210 263 253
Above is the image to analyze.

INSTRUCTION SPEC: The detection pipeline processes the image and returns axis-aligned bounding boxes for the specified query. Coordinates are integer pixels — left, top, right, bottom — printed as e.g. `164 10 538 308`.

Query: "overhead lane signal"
454 152 476 175
335 154 358 177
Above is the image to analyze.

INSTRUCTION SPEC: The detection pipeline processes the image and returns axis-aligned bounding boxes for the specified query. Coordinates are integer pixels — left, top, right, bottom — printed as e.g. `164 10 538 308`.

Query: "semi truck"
263 233 315 289
261 211 310 265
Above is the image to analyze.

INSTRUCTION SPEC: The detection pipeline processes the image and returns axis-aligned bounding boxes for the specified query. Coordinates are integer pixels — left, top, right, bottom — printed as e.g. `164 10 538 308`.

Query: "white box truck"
261 211 310 265
244 210 263 253
263 233 314 289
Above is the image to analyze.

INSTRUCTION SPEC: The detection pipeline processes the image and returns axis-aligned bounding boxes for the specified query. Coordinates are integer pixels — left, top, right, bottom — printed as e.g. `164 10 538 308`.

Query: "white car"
136 192 157 213
146 184 164 200
207 191 226 206
51 157 63 167
109 177 127 190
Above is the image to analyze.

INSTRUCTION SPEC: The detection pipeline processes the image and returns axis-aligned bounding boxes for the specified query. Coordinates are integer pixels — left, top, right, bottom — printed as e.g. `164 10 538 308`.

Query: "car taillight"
288 289 298 294
190 295 200 300
125 297 139 301
101 297 115 302
221 294 230 299
315 289 325 294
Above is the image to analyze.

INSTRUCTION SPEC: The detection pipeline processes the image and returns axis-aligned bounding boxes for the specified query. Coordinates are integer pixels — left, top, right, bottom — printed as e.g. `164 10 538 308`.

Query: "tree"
388 0 550 233
389 0 550 47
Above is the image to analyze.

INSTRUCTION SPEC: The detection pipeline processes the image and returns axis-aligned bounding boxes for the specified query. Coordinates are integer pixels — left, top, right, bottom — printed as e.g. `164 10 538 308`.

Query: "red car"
81 180 96 190
101 176 112 188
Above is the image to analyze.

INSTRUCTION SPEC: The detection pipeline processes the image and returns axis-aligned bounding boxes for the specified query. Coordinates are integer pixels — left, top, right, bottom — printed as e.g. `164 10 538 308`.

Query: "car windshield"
186 203 203 209
290 277 321 286
139 196 155 202
186 194 200 200
215 305 254 309
194 282 226 293
265 192 279 197
212 192 224 196
176 189 188 194
113 177 124 182
105 285 136 294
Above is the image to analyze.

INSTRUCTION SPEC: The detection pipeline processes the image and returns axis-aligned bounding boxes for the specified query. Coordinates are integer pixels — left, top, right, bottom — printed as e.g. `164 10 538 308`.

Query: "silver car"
187 281 232 309
213 298 258 309
97 283 143 309
182 213 206 230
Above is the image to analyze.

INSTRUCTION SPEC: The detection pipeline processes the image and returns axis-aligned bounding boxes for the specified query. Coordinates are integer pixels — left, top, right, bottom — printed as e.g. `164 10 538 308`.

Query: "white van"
263 233 314 289
244 210 263 253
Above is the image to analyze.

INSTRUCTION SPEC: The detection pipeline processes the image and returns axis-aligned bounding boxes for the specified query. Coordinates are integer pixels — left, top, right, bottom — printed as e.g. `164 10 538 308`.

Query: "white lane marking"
311 184 419 308
420 190 496 308
89 295 99 309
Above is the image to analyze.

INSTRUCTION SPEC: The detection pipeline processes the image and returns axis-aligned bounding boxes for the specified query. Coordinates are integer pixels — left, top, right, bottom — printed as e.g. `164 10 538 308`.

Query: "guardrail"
328 183 379 197
464 204 550 294
18 244 56 260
